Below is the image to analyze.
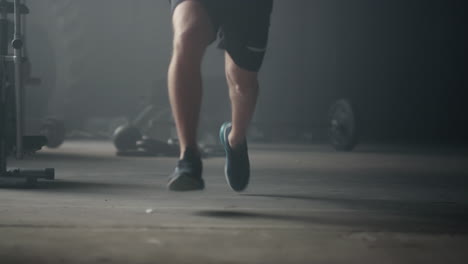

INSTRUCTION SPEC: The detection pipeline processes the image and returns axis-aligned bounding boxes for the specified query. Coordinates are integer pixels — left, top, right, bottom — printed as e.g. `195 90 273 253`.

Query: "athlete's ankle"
180 146 201 161
228 133 246 150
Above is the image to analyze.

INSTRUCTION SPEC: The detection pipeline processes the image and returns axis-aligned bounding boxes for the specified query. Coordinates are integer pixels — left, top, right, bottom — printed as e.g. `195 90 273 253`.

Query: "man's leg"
167 0 215 191
225 53 259 148
218 52 259 192
218 0 273 192
168 0 215 159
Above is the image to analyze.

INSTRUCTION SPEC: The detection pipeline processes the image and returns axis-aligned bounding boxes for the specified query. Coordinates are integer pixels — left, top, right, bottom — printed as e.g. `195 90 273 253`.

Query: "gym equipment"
112 103 157 153
1 0 55 187
112 100 183 156
327 98 358 151
135 137 178 156
113 124 142 152
112 102 223 157
40 117 66 148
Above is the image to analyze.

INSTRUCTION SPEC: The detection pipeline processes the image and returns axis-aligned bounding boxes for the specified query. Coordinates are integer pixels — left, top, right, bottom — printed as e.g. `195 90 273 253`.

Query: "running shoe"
167 149 204 191
219 122 250 192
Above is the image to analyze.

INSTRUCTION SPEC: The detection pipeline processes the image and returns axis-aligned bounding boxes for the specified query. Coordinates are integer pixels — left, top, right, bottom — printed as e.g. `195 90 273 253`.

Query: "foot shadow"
194 193 468 234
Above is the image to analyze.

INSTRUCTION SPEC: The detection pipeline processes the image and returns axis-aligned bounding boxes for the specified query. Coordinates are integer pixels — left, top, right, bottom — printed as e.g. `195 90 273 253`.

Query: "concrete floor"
1 141 468 264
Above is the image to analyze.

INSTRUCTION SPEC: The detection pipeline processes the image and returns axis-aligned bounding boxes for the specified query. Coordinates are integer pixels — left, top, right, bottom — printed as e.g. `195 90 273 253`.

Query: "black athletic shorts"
170 0 274 72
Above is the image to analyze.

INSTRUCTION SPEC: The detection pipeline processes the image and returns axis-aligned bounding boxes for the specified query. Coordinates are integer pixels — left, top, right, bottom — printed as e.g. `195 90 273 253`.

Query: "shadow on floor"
194 194 468 235
243 194 468 216
20 152 118 163
353 144 468 157
0 179 163 193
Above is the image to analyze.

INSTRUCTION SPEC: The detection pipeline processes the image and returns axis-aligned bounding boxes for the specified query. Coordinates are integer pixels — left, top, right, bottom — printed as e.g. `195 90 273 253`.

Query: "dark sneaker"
219 122 250 192
167 149 204 191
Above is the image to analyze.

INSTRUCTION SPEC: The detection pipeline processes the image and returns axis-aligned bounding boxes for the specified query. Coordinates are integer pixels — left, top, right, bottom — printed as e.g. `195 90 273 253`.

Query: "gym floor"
1 140 468 264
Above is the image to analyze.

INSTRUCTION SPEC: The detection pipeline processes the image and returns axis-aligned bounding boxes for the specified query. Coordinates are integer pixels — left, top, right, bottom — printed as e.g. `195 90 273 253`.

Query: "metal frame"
0 0 54 186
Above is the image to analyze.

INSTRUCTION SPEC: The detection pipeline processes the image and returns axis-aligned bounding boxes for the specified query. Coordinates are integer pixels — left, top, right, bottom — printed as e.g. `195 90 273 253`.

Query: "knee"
173 28 199 53
172 27 211 60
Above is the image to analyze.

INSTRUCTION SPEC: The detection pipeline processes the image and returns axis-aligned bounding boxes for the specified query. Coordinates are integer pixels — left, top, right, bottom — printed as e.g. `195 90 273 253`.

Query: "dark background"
23 0 468 144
